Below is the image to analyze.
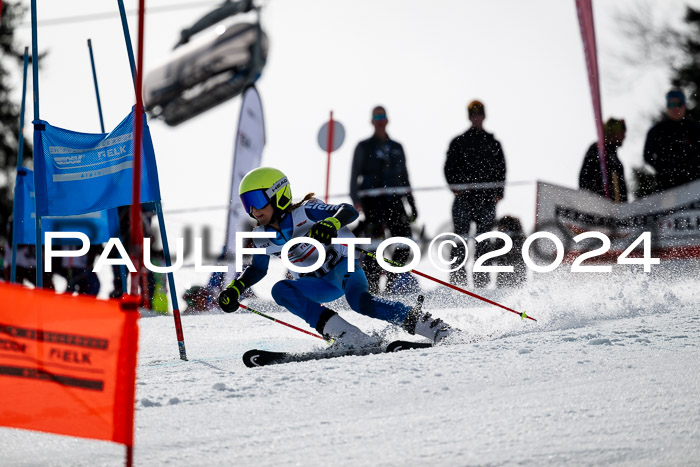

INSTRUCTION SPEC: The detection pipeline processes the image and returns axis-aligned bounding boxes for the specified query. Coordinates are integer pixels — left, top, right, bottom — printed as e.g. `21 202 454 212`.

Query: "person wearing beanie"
579 118 629 202
643 89 700 191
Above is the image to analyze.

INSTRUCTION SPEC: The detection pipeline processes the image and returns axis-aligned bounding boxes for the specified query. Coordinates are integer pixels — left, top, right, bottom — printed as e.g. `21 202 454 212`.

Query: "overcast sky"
11 0 698 259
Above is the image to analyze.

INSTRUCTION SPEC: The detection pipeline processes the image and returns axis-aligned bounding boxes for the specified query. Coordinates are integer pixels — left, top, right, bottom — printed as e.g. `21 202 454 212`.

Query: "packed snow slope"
2 264 700 466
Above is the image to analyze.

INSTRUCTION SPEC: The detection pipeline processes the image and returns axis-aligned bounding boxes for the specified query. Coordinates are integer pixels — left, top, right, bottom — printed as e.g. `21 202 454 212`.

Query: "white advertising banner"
535 180 700 261
224 86 265 282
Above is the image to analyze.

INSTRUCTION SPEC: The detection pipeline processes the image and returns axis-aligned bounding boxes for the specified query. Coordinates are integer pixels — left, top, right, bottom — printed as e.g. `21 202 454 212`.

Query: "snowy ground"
2 263 700 466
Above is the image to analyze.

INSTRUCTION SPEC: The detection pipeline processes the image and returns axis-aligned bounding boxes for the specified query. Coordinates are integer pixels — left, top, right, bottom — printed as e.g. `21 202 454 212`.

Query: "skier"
217 167 453 346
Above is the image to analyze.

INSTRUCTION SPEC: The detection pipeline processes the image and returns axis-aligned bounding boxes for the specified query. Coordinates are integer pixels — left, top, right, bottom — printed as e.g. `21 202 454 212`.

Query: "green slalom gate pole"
239 304 328 340
358 248 536 322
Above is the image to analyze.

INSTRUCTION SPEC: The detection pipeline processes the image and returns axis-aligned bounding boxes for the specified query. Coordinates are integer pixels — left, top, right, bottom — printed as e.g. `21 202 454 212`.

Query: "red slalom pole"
410 269 535 321
128 0 146 297
239 304 327 340
360 249 536 322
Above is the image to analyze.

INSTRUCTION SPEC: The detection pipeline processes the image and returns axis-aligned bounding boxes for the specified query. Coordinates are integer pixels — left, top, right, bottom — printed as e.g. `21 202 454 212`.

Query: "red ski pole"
239 304 328 340
360 249 536 322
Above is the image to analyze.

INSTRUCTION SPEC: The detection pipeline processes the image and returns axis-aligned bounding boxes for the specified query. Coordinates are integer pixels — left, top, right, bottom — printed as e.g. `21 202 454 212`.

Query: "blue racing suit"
237 200 411 330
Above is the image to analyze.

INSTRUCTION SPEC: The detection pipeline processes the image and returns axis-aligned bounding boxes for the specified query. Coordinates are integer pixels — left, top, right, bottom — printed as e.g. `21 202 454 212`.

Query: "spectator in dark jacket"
350 105 418 294
444 100 506 287
579 118 628 202
643 89 700 191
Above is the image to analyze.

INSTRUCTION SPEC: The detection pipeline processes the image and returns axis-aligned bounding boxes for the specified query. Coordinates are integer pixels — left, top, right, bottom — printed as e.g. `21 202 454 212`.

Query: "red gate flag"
576 0 609 198
0 283 138 446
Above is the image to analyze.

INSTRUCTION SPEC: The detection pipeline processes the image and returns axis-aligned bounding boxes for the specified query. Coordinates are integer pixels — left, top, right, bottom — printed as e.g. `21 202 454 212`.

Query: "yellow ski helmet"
239 167 292 216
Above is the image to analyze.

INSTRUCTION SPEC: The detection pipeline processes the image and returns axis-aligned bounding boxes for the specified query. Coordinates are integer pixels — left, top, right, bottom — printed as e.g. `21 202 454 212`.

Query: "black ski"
385 340 433 352
242 340 433 368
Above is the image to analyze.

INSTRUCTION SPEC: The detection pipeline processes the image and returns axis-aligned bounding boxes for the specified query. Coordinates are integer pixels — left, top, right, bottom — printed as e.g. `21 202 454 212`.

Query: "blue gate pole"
87 39 106 133
10 48 30 283
117 0 187 360
155 201 187 360
30 0 43 289
117 0 137 81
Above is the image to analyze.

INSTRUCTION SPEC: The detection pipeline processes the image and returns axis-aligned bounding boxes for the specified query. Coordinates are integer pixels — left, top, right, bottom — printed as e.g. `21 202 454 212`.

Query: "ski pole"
238 304 328 340
358 248 536 322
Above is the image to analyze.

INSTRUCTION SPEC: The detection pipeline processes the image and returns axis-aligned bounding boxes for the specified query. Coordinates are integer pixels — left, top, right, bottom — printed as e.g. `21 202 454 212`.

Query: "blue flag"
32 110 161 216
12 168 34 246
13 168 120 246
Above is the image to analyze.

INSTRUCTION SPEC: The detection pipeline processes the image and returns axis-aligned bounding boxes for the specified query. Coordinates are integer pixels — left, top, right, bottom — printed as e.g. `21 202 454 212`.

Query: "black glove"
308 217 340 245
218 279 246 313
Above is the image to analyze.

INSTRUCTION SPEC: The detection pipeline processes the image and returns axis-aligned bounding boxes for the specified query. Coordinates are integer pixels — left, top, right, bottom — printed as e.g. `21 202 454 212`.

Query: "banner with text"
224 85 265 284
32 110 161 217
13 168 119 246
536 180 700 259
0 284 138 445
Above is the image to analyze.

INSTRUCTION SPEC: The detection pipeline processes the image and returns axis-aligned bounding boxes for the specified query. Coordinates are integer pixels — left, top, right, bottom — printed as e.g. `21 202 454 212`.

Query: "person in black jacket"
350 106 418 294
579 118 628 202
644 89 700 191
444 100 506 287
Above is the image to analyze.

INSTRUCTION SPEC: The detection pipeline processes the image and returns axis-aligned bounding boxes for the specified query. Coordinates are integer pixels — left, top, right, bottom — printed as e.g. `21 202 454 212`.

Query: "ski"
386 340 433 352
242 340 433 368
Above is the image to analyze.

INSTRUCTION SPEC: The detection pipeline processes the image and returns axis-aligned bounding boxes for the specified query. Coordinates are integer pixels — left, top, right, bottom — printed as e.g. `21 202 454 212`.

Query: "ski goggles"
240 189 270 214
